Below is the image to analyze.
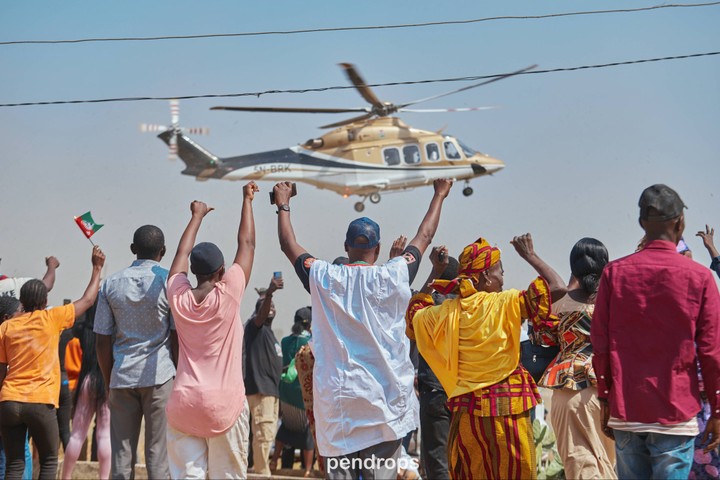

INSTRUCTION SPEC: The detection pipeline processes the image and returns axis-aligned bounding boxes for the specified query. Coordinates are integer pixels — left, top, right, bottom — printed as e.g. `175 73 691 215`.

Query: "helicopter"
142 63 535 212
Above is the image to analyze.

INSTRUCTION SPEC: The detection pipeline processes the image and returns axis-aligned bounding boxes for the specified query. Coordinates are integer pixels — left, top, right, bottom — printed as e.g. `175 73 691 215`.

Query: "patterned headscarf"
431 238 501 296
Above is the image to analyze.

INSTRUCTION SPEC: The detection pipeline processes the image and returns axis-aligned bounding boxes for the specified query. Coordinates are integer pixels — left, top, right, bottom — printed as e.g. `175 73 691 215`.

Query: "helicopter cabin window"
403 145 421 165
457 140 476 157
425 143 441 162
383 147 401 166
444 141 462 160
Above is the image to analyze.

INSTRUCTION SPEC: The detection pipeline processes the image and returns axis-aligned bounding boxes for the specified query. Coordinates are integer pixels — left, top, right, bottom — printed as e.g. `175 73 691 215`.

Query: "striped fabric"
446 366 541 417
448 409 536 480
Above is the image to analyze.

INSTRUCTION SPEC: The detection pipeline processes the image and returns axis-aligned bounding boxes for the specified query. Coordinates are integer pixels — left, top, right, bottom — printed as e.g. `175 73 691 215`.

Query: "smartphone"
269 183 297 205
273 271 282 279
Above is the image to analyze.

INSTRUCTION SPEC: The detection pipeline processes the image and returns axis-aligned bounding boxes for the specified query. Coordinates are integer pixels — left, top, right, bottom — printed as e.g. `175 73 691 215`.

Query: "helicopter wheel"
369 192 381 204
462 186 474 197
354 201 365 212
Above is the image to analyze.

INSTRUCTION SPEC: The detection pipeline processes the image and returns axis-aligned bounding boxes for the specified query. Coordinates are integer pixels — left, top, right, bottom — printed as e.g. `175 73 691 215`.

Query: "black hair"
72 301 106 410
0 296 21 322
291 307 312 335
570 238 609 296
19 279 47 312
439 257 460 281
133 225 165 259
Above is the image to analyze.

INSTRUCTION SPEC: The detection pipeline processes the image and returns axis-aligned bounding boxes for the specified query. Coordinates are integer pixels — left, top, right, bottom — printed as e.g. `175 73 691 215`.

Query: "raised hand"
91 246 106 269
511 233 536 260
429 245 449 274
433 178 454 199
243 181 259 201
697 225 719 257
190 200 214 218
273 182 295 206
389 235 407 259
268 275 284 293
45 256 60 269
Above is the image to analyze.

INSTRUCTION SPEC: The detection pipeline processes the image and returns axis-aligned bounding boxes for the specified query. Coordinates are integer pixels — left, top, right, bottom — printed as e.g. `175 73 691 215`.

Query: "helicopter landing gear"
369 192 381 204
462 181 474 197
354 201 365 212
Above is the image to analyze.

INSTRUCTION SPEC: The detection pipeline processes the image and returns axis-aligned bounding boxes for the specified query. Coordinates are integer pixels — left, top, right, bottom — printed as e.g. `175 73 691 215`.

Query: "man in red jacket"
592 184 720 479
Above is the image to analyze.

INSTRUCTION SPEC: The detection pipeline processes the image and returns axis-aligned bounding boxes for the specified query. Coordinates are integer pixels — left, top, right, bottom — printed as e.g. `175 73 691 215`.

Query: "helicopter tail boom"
158 130 220 178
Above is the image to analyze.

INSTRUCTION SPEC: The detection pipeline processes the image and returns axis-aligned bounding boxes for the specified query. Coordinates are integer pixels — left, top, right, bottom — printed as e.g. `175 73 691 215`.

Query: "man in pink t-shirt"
165 182 258 479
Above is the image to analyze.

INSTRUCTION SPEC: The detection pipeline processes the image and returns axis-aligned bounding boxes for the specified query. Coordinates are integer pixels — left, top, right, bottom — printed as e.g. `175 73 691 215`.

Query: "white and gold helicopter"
143 64 534 212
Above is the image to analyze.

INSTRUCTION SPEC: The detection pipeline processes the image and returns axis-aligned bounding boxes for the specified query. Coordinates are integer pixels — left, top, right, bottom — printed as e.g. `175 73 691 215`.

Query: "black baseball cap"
345 217 380 249
190 242 224 275
294 307 312 325
638 184 687 222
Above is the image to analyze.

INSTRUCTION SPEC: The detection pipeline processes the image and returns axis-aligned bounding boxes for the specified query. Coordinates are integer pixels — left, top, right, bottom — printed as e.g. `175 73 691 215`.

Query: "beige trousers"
550 386 617 479
247 394 279 477
166 401 249 479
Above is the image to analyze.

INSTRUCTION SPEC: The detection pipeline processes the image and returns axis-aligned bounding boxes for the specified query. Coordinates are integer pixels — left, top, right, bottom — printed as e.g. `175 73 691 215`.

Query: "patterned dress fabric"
537 296 596 390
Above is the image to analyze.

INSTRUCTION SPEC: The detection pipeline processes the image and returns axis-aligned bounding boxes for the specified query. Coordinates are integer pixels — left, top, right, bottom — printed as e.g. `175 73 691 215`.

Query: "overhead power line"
1 51 718 108
1 2 719 46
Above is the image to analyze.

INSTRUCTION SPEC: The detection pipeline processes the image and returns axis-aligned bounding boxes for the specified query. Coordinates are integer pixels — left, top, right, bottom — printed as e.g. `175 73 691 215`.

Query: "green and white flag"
74 211 103 239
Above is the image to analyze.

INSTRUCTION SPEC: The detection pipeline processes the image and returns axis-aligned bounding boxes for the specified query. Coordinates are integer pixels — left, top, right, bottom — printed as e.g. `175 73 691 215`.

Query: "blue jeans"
615 429 694 479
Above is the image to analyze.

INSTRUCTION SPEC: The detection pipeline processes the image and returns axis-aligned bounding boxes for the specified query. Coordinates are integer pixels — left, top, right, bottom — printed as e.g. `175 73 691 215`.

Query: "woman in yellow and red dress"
406 235 566 480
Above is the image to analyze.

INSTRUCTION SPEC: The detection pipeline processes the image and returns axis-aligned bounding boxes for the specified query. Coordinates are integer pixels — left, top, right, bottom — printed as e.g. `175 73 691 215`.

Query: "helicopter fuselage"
175 117 505 199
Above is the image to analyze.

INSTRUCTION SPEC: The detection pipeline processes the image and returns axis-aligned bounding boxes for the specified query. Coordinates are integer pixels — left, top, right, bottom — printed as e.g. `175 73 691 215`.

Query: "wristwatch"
276 204 290 214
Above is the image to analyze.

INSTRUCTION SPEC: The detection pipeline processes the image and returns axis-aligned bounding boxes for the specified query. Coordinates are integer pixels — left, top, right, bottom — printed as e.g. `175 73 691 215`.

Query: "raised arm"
274 182 308 264
407 179 453 257
234 182 259 280
169 201 214 278
511 233 567 302
253 276 283 328
41 256 60 292
419 246 449 295
73 246 105 317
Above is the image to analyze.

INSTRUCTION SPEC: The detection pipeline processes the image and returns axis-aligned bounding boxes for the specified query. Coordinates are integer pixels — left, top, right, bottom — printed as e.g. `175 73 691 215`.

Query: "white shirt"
308 257 419 457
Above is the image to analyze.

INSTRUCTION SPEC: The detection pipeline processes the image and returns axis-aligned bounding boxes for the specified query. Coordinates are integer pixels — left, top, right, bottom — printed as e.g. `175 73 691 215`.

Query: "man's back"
592 239 720 424
166 263 247 437
94 260 174 389
308 257 419 457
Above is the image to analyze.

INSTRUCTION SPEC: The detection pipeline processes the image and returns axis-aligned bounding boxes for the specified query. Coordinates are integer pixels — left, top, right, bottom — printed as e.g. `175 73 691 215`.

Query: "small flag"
74 211 104 239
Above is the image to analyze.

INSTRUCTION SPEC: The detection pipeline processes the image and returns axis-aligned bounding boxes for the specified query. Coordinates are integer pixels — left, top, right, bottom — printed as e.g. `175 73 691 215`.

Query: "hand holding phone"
270 183 297 205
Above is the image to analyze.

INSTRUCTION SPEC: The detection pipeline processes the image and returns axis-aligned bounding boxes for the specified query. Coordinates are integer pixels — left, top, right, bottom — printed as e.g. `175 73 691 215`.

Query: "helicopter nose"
471 163 486 174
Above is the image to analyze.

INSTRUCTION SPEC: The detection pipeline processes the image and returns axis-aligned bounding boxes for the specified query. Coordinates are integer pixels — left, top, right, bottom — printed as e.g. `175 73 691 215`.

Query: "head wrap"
431 238 501 296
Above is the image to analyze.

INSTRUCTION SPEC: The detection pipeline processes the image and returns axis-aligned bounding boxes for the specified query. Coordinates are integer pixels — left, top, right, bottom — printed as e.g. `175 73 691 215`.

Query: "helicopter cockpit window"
403 145 421 165
425 143 440 162
444 141 462 160
383 147 401 166
457 140 476 157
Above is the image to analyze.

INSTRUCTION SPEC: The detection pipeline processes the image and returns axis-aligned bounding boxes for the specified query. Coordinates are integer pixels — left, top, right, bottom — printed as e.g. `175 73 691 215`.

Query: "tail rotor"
140 99 209 160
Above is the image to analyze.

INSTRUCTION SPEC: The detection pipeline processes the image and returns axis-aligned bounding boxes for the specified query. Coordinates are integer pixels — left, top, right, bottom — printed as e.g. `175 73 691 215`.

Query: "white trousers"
167 401 249 479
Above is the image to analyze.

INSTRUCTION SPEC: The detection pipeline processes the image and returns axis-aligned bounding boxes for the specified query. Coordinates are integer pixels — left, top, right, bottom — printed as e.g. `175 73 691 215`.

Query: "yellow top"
407 277 551 398
0 304 75 407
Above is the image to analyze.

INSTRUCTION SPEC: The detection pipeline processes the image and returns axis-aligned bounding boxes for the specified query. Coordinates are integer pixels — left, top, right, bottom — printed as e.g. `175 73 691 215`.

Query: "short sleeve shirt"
166 263 247 437
93 260 175 389
243 321 283 397
0 304 75 407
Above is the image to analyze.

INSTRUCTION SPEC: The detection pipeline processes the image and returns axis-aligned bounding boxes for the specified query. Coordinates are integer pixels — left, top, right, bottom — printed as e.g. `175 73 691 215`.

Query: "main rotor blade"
211 106 368 114
339 63 385 110
399 106 497 113
398 64 537 109
320 112 374 129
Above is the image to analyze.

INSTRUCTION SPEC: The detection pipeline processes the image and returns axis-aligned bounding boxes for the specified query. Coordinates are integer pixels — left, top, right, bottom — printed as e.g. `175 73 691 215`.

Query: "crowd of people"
0 180 719 480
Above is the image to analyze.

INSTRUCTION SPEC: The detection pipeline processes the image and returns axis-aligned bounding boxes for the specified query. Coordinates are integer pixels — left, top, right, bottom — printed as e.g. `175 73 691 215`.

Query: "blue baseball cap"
345 217 380 249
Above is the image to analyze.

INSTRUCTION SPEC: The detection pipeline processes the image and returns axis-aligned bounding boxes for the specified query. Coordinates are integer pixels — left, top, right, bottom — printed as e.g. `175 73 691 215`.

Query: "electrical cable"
1 51 718 108
1 2 719 46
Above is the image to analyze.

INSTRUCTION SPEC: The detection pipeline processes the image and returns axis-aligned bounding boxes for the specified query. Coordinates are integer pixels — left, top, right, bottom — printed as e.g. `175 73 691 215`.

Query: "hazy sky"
2 1 719 338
